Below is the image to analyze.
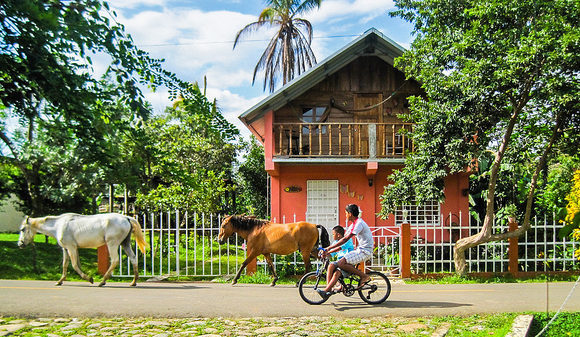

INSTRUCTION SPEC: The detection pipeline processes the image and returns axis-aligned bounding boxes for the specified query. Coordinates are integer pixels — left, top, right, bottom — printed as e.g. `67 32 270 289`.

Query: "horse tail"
316 225 331 248
128 217 149 254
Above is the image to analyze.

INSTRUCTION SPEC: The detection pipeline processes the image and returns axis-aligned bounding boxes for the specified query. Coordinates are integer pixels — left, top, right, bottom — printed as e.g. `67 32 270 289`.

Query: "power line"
140 34 359 47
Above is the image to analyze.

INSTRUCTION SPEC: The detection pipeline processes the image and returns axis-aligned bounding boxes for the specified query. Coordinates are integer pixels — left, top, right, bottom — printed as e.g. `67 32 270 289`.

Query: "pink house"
239 29 469 240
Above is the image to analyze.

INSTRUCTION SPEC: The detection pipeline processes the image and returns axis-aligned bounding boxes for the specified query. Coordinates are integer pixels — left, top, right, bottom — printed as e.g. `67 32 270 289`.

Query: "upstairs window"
302 106 327 134
302 107 326 122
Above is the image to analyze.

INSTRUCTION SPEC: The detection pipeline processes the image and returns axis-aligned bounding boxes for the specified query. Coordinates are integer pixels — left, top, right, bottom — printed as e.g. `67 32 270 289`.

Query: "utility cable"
534 273 580 336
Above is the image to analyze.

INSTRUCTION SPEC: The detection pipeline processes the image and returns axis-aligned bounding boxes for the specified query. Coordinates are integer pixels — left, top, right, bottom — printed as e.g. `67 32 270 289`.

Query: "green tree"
128 85 240 214
235 137 268 218
0 0 184 215
233 0 322 92
381 0 579 275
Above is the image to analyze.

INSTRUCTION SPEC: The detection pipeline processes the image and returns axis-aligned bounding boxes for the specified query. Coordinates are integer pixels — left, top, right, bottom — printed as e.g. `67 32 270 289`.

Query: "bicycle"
298 256 391 305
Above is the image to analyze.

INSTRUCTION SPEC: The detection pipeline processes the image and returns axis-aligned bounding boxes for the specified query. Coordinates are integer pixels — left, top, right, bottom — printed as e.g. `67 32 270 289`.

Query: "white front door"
306 180 339 233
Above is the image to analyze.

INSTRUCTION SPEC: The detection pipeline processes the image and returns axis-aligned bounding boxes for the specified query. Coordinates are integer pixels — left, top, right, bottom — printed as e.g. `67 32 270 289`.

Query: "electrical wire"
139 34 360 47
534 273 580 336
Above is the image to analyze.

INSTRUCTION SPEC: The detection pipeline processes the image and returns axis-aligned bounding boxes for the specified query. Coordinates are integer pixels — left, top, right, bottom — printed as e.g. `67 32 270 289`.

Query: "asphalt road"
0 279 578 318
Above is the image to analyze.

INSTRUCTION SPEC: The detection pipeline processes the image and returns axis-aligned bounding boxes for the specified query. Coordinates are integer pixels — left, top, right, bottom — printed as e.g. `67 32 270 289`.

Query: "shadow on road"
60 283 206 290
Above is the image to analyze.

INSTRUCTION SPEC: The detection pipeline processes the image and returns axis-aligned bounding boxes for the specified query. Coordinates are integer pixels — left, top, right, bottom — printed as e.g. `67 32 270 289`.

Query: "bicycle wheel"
298 271 329 305
358 271 391 304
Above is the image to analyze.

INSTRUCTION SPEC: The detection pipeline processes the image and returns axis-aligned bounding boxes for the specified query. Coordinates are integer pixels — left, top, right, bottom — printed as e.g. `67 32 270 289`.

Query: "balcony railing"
274 123 414 159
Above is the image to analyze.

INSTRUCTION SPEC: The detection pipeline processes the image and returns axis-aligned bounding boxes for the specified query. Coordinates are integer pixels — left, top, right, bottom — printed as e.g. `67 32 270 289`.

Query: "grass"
407 273 579 284
528 312 580 336
0 233 99 282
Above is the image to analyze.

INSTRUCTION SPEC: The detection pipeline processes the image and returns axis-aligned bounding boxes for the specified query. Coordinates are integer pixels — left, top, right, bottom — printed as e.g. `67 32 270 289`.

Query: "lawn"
0 233 99 282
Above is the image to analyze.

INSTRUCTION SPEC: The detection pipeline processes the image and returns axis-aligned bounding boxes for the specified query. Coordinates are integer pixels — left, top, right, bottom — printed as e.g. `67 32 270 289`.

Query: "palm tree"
234 0 322 92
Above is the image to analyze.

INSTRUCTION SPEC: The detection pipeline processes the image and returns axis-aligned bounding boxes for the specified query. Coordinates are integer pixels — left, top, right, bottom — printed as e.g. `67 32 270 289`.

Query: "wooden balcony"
274 123 414 159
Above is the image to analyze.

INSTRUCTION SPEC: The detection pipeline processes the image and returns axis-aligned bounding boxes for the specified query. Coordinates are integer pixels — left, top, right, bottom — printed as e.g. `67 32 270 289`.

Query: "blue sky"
106 0 414 139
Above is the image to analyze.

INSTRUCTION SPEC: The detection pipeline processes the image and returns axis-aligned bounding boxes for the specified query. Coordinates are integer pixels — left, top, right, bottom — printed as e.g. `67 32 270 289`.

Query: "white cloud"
110 6 273 91
106 0 166 10
306 0 395 26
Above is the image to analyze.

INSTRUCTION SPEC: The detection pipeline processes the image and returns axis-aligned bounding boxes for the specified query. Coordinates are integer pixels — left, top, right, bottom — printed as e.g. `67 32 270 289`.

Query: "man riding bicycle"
317 203 373 299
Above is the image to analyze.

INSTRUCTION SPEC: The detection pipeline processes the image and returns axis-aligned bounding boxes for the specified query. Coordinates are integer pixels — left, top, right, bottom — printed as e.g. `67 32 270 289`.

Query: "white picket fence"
114 211 578 278
410 212 579 274
114 212 401 278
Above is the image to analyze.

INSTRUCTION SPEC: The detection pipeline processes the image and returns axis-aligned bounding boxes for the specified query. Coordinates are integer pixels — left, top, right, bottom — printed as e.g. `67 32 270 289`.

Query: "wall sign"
284 186 302 193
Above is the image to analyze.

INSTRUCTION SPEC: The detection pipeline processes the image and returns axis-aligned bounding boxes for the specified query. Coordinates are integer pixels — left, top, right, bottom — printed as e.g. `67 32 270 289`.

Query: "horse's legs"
56 248 69 286
299 248 312 287
121 240 139 286
232 251 259 285
99 243 120 287
263 253 278 286
67 247 94 284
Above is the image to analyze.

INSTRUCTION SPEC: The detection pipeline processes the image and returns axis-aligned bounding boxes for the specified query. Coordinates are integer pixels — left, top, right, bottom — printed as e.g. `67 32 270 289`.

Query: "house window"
306 180 338 233
302 106 327 134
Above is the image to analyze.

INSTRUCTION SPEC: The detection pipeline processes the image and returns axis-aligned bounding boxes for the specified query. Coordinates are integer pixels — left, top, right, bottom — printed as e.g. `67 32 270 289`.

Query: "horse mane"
228 215 270 231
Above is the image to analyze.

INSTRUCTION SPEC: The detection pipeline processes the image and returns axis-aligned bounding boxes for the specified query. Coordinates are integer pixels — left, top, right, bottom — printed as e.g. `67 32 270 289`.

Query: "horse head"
17 216 35 248
217 215 234 245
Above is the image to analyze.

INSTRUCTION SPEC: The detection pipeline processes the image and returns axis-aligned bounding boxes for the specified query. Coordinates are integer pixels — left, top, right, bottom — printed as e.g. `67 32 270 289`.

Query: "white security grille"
306 180 339 232
395 199 440 226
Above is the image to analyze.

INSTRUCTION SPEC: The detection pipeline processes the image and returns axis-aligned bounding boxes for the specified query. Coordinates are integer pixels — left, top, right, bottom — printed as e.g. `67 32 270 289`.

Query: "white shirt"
346 217 373 253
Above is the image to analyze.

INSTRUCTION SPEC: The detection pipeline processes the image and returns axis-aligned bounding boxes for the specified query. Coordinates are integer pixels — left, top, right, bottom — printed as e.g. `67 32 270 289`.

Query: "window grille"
306 180 339 232
395 199 440 226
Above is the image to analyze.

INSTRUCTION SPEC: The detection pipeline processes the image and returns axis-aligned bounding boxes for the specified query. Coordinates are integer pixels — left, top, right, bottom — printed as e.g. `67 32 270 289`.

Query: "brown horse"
217 215 330 286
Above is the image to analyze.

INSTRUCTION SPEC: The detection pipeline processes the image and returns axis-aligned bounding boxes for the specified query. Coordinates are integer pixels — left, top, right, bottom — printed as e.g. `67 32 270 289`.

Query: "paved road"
0 279 578 318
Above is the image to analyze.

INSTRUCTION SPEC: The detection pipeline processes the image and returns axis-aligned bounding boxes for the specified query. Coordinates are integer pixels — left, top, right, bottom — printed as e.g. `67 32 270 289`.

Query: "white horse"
18 213 148 287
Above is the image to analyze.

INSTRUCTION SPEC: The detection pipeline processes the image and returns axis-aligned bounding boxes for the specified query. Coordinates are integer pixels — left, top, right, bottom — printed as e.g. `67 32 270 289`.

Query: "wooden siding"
272 56 422 159
274 56 423 126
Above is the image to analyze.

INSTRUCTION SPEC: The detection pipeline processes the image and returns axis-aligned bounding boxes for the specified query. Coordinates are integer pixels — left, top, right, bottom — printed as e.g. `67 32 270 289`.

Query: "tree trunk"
454 109 566 275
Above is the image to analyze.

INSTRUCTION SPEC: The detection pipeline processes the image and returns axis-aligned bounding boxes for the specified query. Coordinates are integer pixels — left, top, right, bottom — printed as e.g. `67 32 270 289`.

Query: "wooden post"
97 245 109 275
123 184 128 215
97 184 114 275
508 221 519 277
400 222 411 279
247 258 257 275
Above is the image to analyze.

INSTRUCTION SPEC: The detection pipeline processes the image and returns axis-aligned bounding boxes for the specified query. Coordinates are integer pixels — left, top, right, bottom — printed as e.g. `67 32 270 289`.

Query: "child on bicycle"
318 204 373 299
328 225 354 260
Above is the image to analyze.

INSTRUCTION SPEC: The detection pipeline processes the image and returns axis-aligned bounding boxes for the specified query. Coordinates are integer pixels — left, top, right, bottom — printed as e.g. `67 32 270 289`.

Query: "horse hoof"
269 283 276 287
231 280 238 285
98 282 106 287
130 282 137 287
88 277 94 284
55 282 63 286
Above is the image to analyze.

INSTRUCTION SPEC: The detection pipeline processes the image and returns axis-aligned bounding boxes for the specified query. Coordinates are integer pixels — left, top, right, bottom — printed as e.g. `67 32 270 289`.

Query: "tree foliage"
560 170 580 261
0 0 196 215
233 0 321 92
235 137 268 218
126 85 240 214
382 0 579 274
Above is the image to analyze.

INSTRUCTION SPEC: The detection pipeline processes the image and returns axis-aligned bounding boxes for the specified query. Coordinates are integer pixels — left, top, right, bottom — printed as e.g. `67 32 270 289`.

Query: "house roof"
238 28 406 132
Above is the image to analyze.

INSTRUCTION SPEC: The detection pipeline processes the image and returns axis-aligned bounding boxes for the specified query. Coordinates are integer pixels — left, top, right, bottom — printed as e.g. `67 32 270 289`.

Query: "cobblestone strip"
0 315 513 336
